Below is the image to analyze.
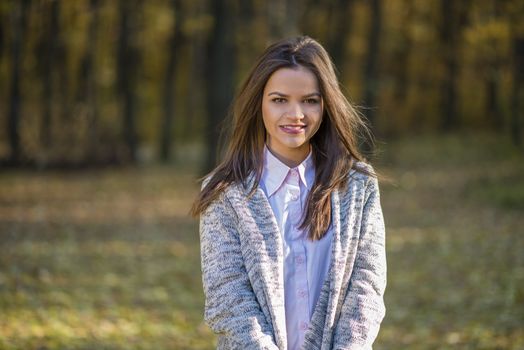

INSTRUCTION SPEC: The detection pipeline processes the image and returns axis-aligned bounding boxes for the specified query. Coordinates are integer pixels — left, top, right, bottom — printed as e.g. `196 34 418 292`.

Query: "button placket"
286 169 302 230
298 289 307 298
292 239 309 337
273 163 317 348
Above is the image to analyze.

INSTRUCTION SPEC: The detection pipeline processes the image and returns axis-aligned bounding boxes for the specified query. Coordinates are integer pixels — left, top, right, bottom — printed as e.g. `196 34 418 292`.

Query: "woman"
192 36 386 350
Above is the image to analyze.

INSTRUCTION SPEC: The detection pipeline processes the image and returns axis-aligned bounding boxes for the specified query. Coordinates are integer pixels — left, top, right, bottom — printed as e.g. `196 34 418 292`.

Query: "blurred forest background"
1 0 524 167
1 0 524 349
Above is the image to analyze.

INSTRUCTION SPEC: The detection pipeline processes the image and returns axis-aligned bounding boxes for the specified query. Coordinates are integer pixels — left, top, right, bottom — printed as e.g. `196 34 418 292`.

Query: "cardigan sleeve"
332 176 387 350
200 191 280 350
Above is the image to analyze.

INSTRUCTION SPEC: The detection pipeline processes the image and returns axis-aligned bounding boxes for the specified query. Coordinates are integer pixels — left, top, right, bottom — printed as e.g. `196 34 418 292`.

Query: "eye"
271 97 286 103
304 98 320 104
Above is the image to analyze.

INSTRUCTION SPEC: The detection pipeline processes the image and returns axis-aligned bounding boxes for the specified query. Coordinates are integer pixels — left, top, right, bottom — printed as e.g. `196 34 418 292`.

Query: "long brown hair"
191 36 374 240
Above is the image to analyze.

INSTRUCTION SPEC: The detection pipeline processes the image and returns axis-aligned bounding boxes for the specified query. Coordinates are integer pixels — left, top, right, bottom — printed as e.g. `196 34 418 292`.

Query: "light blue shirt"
260 146 333 350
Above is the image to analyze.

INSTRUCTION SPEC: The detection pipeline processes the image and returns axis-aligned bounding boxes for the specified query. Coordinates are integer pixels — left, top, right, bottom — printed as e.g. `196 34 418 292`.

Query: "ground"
0 132 523 349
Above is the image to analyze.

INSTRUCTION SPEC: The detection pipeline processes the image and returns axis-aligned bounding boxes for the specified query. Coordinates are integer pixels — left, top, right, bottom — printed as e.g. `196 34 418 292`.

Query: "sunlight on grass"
374 133 524 350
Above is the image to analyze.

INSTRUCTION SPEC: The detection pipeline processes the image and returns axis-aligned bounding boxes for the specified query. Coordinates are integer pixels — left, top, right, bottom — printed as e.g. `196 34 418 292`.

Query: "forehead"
263 66 320 94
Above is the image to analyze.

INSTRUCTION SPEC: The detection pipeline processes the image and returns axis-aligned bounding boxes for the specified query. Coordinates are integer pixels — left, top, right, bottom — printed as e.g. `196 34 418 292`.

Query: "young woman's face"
261 65 323 167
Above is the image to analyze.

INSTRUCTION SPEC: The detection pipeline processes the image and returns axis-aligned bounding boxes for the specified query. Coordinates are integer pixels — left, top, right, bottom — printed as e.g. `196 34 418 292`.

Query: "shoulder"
199 174 233 214
348 161 377 186
200 173 249 211
343 161 381 206
201 171 254 193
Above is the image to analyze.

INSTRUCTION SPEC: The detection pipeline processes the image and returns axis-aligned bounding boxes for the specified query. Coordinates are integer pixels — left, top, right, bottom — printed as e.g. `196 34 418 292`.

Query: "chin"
283 142 310 152
281 138 306 147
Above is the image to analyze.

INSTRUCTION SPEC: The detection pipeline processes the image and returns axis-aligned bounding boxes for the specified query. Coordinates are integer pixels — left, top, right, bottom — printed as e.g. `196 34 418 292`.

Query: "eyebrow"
267 92 321 98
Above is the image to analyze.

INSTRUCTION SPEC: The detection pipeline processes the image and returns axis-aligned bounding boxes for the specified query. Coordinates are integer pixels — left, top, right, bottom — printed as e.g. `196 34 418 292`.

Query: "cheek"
261 103 274 132
308 106 323 128
262 102 279 124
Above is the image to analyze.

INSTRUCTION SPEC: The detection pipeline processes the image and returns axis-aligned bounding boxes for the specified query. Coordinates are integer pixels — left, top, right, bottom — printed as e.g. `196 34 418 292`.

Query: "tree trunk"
0 3 5 62
40 0 60 148
511 37 524 147
363 0 382 130
393 1 413 103
439 0 469 131
439 0 457 131
78 0 101 161
117 0 141 163
159 0 182 163
7 0 30 164
326 0 355 75
238 0 257 63
485 0 503 132
185 35 205 138
267 0 297 41
54 3 70 122
205 0 235 171
485 68 502 131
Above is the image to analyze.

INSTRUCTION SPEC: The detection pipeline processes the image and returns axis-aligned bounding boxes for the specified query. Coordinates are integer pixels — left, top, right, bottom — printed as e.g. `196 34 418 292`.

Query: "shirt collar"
262 145 315 197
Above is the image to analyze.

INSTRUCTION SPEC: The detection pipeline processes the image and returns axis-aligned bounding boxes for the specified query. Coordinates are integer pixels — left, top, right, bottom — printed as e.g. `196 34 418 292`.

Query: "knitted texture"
199 162 387 350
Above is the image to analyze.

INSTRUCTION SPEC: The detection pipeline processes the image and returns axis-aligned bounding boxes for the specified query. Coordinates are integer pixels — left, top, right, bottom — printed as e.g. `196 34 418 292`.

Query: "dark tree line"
1 0 523 170
6 0 30 165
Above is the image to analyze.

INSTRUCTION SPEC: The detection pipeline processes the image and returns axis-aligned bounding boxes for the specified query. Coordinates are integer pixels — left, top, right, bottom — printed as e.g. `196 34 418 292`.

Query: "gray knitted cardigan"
199 163 386 350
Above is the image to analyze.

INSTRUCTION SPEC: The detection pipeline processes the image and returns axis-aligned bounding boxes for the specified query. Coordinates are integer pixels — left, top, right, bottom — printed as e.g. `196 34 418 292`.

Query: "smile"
280 125 306 134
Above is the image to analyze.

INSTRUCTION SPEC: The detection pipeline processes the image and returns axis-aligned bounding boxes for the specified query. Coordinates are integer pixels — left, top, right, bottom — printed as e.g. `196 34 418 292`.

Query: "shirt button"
300 321 308 331
295 256 304 265
291 194 299 201
298 289 307 298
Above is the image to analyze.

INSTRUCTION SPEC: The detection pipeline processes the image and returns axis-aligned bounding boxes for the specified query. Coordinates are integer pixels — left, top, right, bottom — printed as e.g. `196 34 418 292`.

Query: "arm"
200 192 280 350
332 177 387 350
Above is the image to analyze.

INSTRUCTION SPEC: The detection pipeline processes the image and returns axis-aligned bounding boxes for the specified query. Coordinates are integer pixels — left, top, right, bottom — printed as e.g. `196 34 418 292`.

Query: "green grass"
1 132 523 349
375 132 524 349
0 167 211 349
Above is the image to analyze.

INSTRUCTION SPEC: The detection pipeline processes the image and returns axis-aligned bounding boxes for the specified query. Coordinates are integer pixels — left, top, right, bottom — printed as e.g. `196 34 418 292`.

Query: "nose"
287 103 304 119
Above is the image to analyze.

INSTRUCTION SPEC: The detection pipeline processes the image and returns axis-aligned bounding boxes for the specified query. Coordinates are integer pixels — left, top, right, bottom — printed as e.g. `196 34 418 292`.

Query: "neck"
266 144 310 168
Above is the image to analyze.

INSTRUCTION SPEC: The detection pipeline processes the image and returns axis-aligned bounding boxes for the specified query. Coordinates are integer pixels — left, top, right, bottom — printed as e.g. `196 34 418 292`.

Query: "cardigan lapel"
227 178 288 349
322 187 344 347
314 173 363 349
302 187 344 350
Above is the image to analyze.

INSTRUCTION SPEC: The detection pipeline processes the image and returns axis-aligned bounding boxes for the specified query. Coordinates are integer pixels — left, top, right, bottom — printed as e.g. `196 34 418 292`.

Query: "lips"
280 124 306 134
